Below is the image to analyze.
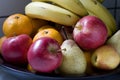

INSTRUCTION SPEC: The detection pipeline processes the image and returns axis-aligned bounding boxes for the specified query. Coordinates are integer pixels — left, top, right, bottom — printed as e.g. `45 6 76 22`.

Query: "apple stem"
61 26 68 40
75 26 82 30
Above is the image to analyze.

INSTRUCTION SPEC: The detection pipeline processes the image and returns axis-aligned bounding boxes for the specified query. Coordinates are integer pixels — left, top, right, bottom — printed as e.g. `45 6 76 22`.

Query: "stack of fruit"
0 0 120 76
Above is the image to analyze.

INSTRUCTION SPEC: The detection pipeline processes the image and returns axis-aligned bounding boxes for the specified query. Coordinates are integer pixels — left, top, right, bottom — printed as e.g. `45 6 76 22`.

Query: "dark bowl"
0 63 120 80
0 61 120 80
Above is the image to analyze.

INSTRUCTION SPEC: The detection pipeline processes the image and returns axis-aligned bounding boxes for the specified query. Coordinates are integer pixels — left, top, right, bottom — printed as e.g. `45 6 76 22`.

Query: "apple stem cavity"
47 43 61 54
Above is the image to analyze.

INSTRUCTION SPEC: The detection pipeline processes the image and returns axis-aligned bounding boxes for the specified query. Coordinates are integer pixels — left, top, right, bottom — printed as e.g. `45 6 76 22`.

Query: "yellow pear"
91 45 120 70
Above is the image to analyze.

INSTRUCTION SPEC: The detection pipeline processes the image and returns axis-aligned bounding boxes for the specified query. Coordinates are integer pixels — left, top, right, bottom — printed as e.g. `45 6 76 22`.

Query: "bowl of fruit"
0 0 120 80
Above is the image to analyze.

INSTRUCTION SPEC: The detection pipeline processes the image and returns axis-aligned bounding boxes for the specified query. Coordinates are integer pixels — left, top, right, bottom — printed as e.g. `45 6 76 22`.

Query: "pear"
107 30 120 56
59 39 87 75
91 45 120 70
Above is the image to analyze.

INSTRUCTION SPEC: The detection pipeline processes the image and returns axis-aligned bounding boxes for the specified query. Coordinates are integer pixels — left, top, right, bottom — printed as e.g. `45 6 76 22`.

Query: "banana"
32 0 88 17
25 2 80 26
79 0 117 37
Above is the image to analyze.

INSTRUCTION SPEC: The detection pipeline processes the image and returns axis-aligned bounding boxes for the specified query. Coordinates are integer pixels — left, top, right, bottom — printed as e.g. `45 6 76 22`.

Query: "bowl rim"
0 63 120 80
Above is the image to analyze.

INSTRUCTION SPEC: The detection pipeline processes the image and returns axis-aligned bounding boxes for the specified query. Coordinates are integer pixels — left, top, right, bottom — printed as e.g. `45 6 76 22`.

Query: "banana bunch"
25 0 87 26
25 0 116 37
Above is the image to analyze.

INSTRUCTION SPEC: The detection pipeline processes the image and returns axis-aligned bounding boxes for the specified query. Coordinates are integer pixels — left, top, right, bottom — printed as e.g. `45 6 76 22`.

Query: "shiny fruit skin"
33 25 63 45
27 37 63 73
73 15 108 50
1 34 32 64
3 14 33 37
30 19 48 37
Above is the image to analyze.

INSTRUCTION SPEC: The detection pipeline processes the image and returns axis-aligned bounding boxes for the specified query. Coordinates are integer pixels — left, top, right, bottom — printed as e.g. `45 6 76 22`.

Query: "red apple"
73 15 108 50
1 34 32 64
27 37 63 73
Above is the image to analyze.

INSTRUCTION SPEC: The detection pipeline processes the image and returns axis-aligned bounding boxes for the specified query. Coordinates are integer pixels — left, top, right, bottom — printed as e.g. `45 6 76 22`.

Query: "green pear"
91 45 120 70
107 30 120 56
58 39 87 75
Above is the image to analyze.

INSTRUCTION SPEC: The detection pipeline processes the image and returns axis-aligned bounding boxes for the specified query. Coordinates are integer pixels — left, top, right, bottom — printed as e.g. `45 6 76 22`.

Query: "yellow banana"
79 0 117 37
32 0 88 17
25 2 80 26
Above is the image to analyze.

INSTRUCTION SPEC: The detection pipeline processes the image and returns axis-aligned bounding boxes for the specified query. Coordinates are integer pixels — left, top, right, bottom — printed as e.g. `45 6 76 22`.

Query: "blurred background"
0 0 120 37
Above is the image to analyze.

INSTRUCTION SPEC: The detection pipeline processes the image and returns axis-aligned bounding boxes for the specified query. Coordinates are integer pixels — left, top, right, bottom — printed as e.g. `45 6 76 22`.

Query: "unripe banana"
79 0 117 37
25 2 80 26
32 0 88 17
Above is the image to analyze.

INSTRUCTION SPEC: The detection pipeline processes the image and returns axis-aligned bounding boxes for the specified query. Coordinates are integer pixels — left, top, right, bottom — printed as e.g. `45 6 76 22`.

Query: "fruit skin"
33 25 63 45
27 37 63 73
25 2 79 26
3 14 33 37
107 30 120 55
0 36 7 53
31 19 48 37
32 0 88 16
38 25 52 32
79 0 116 37
91 45 120 70
1 34 32 64
59 39 86 75
73 15 108 50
